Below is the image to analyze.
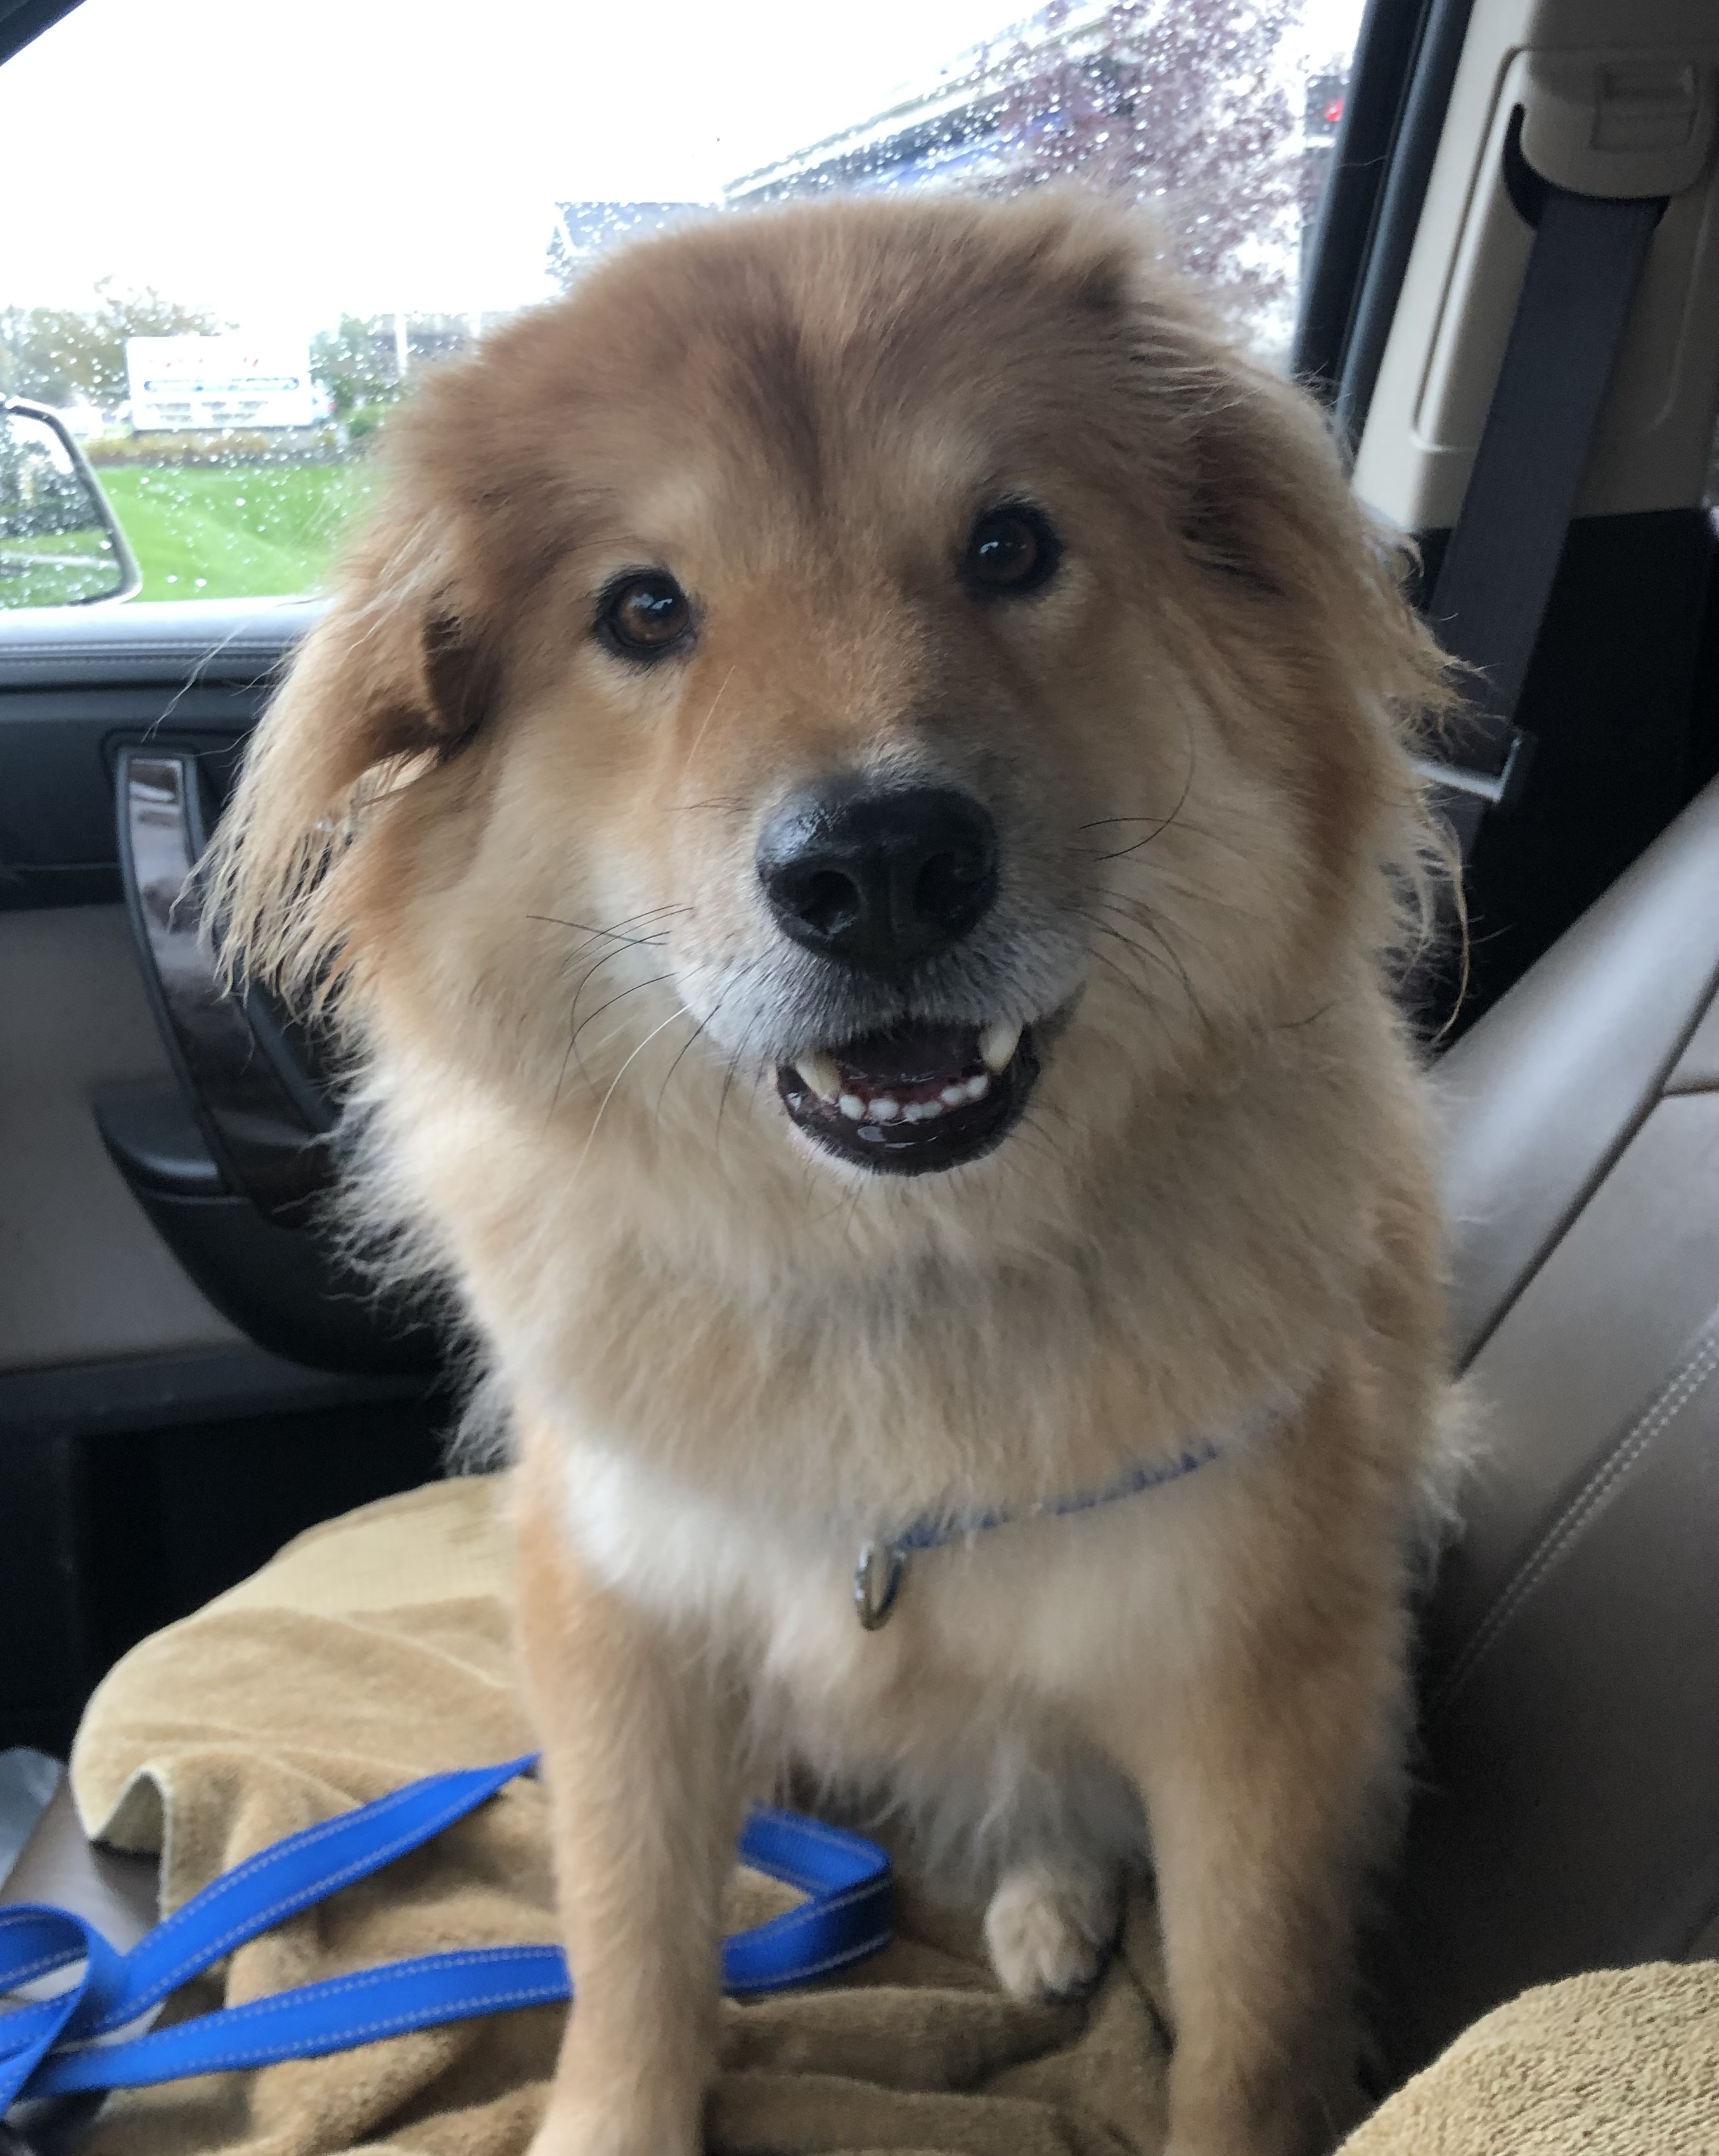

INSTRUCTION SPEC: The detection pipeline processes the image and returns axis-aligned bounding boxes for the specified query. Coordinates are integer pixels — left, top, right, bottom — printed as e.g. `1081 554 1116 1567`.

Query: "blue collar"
853 1441 1224 1629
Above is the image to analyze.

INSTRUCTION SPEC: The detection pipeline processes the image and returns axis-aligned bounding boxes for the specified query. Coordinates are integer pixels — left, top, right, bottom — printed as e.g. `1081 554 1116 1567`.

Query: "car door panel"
0 603 446 1755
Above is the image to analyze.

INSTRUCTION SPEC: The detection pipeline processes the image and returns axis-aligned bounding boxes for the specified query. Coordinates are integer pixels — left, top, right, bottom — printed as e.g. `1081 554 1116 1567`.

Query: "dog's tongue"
834 1023 979 1090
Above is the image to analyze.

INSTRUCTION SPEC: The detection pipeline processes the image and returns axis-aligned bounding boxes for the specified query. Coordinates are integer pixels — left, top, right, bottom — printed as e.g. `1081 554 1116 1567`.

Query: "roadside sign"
125 337 315 432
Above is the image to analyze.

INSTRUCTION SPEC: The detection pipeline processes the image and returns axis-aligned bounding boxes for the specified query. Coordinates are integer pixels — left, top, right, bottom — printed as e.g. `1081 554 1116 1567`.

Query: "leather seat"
8 775 1719 2118
1375 770 1719 2074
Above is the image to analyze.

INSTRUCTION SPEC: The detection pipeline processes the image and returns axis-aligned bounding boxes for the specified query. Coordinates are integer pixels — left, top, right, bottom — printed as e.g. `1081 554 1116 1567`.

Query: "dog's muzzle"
758 780 1039 1172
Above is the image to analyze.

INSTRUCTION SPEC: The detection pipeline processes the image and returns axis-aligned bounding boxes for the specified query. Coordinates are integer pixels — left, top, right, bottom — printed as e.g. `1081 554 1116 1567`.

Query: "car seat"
8 770 1719 2133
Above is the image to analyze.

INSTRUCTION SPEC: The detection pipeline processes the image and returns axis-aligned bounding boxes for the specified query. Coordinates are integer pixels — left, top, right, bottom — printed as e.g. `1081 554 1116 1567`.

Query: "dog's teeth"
979 1021 1021 1074
838 1094 866 1121
939 1083 968 1108
963 1072 991 1102
794 1053 841 1103
870 1096 901 1122
903 1100 941 1122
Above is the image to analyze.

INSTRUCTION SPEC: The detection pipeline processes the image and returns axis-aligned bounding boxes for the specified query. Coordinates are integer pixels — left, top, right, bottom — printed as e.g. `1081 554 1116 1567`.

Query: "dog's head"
212 195 1441 1217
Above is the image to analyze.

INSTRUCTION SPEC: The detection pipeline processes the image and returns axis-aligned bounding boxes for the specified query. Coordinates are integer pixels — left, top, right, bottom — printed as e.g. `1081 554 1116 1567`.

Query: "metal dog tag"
853 1543 906 1630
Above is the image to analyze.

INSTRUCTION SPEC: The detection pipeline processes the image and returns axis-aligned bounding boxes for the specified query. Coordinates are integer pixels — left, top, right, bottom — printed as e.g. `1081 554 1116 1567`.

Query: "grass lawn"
96 461 378 601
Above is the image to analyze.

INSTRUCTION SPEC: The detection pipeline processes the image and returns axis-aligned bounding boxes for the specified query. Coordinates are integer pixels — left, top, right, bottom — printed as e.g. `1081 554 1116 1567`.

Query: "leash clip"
853 1542 906 1630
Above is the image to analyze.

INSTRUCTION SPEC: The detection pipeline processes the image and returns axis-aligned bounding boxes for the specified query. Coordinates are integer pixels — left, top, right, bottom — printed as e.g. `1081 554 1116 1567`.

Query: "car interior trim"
1354 1 1719 532
0 598 318 691
1293 0 1432 401
1333 0 1477 444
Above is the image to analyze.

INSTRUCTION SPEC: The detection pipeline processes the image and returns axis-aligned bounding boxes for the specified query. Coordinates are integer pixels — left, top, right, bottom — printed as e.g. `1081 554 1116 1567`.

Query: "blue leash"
0 1755 891 2110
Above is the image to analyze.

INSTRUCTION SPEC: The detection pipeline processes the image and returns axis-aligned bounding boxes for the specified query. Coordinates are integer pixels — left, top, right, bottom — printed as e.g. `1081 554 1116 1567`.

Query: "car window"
0 0 1368 608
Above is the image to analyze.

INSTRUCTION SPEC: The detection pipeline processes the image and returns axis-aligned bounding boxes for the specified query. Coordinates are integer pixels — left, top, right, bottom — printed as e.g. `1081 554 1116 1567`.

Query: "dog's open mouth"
775 1020 1039 1174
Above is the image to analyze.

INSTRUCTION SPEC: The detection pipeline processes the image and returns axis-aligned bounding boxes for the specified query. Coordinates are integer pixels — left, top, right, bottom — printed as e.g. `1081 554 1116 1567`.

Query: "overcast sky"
1 0 1365 337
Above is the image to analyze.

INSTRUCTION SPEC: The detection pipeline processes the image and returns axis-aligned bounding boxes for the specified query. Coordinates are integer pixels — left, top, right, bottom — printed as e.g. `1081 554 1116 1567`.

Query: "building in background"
545 4 1345 358
726 0 1337 354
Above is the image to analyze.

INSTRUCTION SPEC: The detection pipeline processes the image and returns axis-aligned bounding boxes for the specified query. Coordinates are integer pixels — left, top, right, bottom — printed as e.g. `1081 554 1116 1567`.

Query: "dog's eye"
962 506 1060 598
598 572 693 659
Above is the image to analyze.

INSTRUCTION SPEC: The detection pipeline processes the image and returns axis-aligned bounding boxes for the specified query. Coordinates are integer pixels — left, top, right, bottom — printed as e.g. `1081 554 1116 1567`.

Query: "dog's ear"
1114 243 1444 729
202 501 496 1005
1108 225 1455 940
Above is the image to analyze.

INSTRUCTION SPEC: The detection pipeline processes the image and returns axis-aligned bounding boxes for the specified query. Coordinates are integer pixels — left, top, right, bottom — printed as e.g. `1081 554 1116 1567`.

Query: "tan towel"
69 1475 1172 2156
1339 1960 1719 2155
70 1477 1719 2155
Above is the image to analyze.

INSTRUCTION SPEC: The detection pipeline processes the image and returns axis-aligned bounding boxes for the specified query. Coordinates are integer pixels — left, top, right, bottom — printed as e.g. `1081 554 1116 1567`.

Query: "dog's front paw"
984 1859 1119 2003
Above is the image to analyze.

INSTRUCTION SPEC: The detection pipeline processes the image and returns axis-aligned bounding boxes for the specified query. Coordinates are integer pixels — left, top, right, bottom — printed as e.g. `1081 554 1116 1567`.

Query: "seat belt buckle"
1410 728 1536 818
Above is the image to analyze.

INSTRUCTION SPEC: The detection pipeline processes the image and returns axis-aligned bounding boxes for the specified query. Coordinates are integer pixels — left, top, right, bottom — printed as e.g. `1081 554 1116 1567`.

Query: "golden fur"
209 194 1453 2156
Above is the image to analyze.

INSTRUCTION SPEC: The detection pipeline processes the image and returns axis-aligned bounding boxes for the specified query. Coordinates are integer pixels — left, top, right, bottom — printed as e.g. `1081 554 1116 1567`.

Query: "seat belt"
1416 117 1665 860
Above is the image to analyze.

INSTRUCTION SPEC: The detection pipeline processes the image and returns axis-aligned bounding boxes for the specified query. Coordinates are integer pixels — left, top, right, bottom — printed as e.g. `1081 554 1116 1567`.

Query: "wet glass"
0 0 1369 607
0 405 131 606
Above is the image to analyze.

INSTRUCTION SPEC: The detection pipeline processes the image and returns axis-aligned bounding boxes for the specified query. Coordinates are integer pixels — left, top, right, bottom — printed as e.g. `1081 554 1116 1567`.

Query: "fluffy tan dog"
210 194 1452 2156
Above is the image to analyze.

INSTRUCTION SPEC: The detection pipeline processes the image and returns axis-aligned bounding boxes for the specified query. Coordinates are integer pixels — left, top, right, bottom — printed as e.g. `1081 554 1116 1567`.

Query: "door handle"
116 747 332 1223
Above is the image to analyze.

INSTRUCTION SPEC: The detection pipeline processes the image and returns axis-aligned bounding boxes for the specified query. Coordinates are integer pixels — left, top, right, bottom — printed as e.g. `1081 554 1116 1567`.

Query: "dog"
209 192 1453 2156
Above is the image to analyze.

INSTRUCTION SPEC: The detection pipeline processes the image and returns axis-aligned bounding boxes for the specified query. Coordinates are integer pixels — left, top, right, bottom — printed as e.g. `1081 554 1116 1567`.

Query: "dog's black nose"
757 784 999 972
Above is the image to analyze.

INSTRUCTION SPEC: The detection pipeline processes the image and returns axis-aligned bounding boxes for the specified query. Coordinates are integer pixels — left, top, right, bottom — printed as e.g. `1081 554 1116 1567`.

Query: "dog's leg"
1115 1590 1404 2156
515 1426 740 2156
984 1853 1120 2002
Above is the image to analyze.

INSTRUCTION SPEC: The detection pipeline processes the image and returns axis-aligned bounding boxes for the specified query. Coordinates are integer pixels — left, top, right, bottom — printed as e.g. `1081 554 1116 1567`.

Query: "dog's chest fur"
551 1418 1264 1842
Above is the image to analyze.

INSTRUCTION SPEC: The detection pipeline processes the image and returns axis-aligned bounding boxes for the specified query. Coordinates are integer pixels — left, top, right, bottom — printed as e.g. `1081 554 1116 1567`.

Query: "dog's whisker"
711 991 783 1159
527 905 690 955
1271 1001 1337 1032
550 901 692 941
567 1004 700 1189
1065 819 1234 869
1090 890 1223 987
1093 909 1217 1047
551 947 667 1117
1078 888 1220 985
1012 1112 1068 1174
563 947 649 1097
1071 911 1171 1004
653 1009 712 1120
655 954 765 1122
548 1026 582 1124
1081 875 1263 923
683 665 738 772
553 908 697 1095
714 1051 743 1149
1069 715 1198 862
1074 814 1179 831
569 972 677 1060
1074 908 1220 1053
1085 824 1180 864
